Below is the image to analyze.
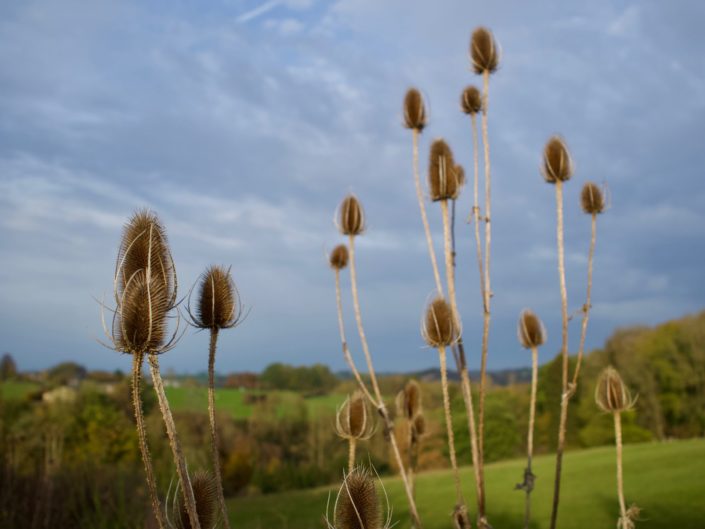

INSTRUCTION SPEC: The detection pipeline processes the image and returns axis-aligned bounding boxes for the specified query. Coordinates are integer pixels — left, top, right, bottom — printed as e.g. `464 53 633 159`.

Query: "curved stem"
572 213 597 388
132 352 166 529
348 438 356 473
148 354 201 529
438 346 463 506
208 328 231 529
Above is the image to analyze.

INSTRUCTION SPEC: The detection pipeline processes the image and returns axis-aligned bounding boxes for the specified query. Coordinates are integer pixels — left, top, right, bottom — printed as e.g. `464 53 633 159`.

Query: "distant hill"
335 366 533 386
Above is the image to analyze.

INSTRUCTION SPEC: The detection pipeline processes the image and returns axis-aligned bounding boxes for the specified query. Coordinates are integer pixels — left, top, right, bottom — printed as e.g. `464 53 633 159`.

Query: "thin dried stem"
148 354 201 529
348 438 356 473
520 346 539 529
208 328 231 529
438 345 463 507
470 113 486 310
571 213 597 389
614 412 627 522
550 179 569 529
132 352 166 529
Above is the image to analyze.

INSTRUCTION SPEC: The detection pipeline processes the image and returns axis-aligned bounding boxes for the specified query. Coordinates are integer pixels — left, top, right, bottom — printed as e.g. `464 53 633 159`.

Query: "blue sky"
1 0 704 373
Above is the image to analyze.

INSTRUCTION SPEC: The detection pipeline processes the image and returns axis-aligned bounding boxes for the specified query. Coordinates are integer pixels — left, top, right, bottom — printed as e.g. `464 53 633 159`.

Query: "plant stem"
148 354 201 529
347 235 423 529
614 412 627 523
572 213 597 388
521 346 539 529
132 352 166 529
208 328 231 529
470 113 486 311
348 438 356 473
549 179 569 529
438 345 463 507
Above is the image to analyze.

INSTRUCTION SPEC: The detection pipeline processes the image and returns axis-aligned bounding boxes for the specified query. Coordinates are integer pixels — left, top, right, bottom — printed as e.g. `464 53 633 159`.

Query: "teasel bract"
186 265 243 529
326 467 391 529
168 470 219 529
595 367 640 529
515 309 546 529
336 391 376 471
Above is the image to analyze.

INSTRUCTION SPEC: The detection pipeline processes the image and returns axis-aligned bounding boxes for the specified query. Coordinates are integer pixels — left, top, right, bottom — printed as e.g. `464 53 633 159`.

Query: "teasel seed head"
461 86 483 115
413 413 426 436
517 309 546 349
454 164 466 193
542 136 573 184
595 366 637 413
421 296 458 348
337 195 365 236
581 181 606 215
403 88 427 131
336 391 375 441
334 467 383 529
189 265 241 330
329 244 349 270
176 471 218 529
428 139 460 202
453 504 471 529
470 27 499 74
396 380 421 421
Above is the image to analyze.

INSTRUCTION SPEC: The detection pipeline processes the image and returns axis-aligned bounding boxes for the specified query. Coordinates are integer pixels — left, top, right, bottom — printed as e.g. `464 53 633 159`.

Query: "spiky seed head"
581 181 605 215
396 380 421 420
428 139 460 202
422 297 457 348
117 209 176 307
453 505 471 529
595 366 637 413
334 467 382 529
413 413 426 436
330 244 349 270
461 86 483 115
517 309 546 349
177 471 218 529
192 265 240 330
113 270 169 355
470 27 499 74
403 88 426 131
338 195 365 236
542 136 573 184
336 392 375 440
454 164 466 192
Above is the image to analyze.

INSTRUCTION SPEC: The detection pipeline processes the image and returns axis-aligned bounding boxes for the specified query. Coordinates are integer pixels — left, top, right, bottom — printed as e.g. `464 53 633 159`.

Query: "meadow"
228 438 705 529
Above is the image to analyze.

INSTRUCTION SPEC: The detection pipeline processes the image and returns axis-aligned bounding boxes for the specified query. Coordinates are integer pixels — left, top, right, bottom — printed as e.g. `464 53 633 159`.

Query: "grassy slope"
0 380 39 399
228 438 705 529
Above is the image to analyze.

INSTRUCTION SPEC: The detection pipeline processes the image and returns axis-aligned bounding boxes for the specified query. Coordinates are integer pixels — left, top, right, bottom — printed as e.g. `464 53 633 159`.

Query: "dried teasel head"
329 244 349 270
453 504 471 529
403 88 426 131
189 265 241 330
336 392 375 441
454 164 466 192
396 380 421 421
542 136 573 184
412 413 426 436
175 471 218 529
595 366 637 413
331 467 388 529
581 181 606 215
517 309 546 349
470 27 499 74
337 195 365 236
461 86 483 115
428 139 460 201
421 296 458 348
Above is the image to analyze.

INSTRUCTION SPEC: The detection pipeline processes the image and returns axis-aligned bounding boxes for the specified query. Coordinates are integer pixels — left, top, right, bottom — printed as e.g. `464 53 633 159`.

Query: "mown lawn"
228 438 705 529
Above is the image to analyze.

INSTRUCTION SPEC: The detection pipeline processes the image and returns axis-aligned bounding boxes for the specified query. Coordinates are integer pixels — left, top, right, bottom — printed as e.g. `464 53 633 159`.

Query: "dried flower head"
453 504 471 529
175 471 218 529
581 181 606 215
412 413 426 436
332 467 386 529
338 195 365 236
470 27 499 74
454 164 466 191
330 244 350 270
336 392 375 441
595 367 637 413
461 86 483 115
422 297 457 348
542 136 573 183
396 380 421 420
517 309 546 349
428 139 460 201
403 88 426 131
189 265 241 330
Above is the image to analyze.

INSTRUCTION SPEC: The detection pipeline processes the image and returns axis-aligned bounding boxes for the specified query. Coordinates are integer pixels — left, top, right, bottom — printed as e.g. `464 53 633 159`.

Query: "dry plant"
166 470 219 529
325 466 392 529
595 367 640 529
515 309 546 529
336 392 376 471
395 380 424 505
187 265 243 529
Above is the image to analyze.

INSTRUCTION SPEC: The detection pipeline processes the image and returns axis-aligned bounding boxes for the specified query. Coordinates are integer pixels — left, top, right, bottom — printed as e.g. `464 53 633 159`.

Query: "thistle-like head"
337 195 365 236
461 86 483 115
517 309 546 349
581 181 606 215
403 88 427 132
336 391 375 441
189 265 241 330
422 297 458 348
329 244 350 270
542 136 573 184
428 139 461 201
470 27 499 74
173 471 218 529
595 366 637 413
330 467 389 529
395 380 421 421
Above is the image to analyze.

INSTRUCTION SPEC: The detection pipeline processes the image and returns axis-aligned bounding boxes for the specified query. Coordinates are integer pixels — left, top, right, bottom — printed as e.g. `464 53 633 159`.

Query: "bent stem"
208 328 231 529
438 345 464 508
132 352 166 529
549 179 569 529
148 354 201 529
571 213 597 389
345 235 423 529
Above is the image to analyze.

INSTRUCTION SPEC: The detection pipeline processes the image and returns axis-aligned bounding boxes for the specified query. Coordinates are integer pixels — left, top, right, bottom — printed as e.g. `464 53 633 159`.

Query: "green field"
228 438 705 529
0 380 39 400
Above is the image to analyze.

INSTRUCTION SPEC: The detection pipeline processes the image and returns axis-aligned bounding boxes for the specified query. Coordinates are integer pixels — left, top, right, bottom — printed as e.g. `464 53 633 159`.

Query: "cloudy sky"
1 0 703 374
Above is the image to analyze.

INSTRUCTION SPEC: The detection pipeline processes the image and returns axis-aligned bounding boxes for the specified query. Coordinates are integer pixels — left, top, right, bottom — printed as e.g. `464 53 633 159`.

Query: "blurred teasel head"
329 244 350 270
581 181 606 215
412 413 426 437
461 85 483 115
175 471 218 529
336 391 375 441
428 139 461 201
338 195 365 236
403 88 427 131
422 297 458 348
333 467 385 529
517 309 546 349
542 136 573 184
470 27 499 74
396 380 421 421
189 265 241 330
595 367 637 413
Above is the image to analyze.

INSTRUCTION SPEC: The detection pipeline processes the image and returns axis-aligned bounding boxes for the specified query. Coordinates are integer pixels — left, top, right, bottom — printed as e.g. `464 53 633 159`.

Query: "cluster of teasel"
100 210 241 529
327 26 639 529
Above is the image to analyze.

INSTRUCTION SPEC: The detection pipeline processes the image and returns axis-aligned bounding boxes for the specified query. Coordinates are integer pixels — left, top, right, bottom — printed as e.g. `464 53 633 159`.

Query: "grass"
0 380 39 400
228 437 705 529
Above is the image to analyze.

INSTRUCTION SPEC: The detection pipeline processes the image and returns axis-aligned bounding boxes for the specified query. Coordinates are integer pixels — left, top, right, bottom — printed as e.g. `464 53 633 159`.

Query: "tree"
0 353 17 380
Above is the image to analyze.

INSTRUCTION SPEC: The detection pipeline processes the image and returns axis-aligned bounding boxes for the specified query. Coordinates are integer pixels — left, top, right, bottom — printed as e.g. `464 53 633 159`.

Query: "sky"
1 0 704 374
